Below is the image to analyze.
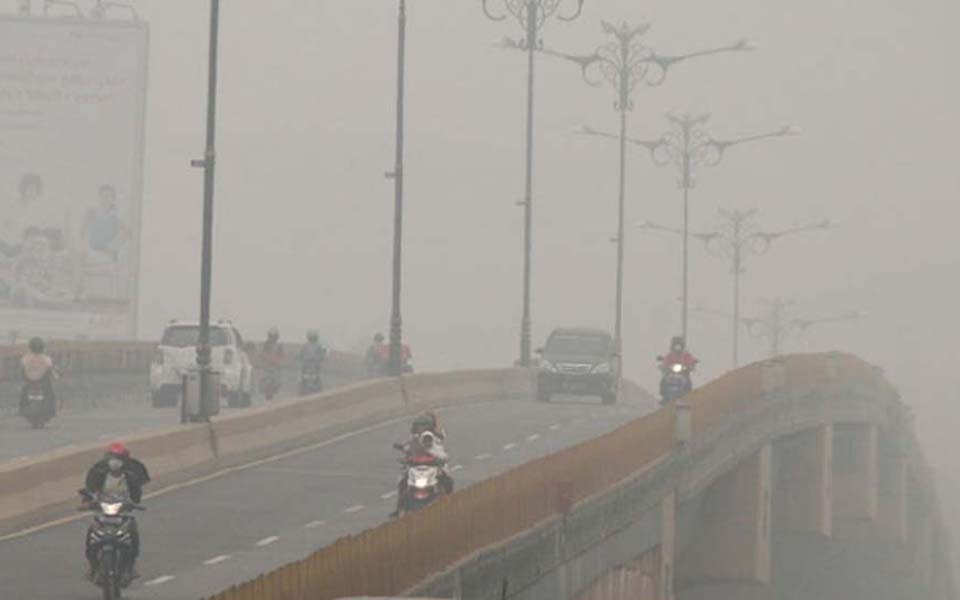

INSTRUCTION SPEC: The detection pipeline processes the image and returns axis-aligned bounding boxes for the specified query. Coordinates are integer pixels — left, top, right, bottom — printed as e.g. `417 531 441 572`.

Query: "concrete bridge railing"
201 353 955 600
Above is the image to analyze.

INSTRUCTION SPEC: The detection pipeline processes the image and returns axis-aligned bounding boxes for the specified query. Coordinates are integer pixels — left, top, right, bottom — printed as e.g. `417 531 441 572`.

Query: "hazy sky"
111 0 959 534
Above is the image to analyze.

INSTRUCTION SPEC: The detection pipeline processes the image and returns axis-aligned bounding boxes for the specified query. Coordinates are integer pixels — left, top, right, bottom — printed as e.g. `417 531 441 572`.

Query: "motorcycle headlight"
100 502 123 516
671 363 684 374
592 362 612 374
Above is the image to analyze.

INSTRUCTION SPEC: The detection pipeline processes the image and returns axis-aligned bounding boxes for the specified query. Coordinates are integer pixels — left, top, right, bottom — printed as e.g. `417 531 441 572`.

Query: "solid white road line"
304 520 326 529
475 453 492 461
256 536 280 547
527 434 541 442
344 505 365 514
203 555 231 566
503 443 517 450
380 491 398 500
145 575 175 586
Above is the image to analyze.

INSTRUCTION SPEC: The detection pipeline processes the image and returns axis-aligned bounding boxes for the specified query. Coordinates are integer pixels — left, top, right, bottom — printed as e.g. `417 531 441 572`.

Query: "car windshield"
161 326 229 348
546 335 610 357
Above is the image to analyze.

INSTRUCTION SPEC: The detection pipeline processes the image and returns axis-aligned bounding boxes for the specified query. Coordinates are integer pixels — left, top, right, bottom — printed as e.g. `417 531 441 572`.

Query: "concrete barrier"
0 367 539 527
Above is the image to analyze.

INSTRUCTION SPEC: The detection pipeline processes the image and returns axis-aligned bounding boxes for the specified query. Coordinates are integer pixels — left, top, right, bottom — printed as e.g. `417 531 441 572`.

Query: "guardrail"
202 353 898 600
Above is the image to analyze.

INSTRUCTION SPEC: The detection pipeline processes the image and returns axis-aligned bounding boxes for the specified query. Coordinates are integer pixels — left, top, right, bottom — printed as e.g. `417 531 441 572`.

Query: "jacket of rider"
85 458 151 504
299 342 326 369
20 352 54 382
660 351 698 370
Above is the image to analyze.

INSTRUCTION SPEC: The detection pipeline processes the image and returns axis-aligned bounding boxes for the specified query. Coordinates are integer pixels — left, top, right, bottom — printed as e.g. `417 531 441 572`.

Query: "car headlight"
100 502 123 516
592 362 612 374
671 363 684 373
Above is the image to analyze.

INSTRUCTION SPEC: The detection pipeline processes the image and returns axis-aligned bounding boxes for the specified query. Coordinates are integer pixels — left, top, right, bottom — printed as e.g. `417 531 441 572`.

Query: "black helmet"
306 330 319 343
671 336 685 351
28 337 44 353
411 414 434 435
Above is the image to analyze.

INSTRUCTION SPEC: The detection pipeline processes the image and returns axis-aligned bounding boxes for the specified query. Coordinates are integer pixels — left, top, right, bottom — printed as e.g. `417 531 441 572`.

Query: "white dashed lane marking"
203 555 231 566
503 443 517 451
345 505 365 514
304 520 325 529
255 536 279 547
548 424 561 431
527 434 541 442
145 575 175 586
380 491 398 500
475 453 492 461
450 464 464 472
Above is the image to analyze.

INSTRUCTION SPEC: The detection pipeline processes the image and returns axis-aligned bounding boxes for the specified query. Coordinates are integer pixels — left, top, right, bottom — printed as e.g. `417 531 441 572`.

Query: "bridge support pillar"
833 423 878 537
676 444 772 595
877 448 908 544
772 424 833 537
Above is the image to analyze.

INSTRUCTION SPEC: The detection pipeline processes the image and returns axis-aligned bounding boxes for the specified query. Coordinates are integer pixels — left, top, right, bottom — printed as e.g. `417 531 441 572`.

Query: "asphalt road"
0 372 350 464
0 395 647 600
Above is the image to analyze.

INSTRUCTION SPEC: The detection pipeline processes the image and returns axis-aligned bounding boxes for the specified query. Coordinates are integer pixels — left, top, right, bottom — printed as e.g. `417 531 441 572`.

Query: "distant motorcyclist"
259 328 285 399
658 336 698 400
365 333 387 376
299 330 327 395
19 336 57 419
83 442 150 580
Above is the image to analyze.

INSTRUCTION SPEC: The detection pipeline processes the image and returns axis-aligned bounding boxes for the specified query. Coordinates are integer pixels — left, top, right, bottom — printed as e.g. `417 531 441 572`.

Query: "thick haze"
130 0 959 546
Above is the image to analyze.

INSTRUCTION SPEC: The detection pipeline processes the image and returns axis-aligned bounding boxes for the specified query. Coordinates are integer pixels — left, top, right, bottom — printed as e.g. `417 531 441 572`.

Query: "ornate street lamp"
587 114 799 342
553 22 750 367
643 208 829 366
481 0 585 367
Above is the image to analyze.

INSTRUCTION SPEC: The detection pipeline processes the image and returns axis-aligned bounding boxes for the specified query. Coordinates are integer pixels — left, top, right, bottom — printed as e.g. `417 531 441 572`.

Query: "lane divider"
304 520 325 529
344 505 365 514
255 536 279 547
145 575 175 586
203 554 231 566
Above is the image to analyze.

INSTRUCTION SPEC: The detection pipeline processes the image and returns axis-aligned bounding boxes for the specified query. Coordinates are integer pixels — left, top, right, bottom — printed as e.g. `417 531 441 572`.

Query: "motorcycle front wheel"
100 550 121 600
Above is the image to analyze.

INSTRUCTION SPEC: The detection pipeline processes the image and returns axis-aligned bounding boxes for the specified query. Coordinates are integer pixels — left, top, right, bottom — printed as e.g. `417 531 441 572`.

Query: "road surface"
0 395 647 599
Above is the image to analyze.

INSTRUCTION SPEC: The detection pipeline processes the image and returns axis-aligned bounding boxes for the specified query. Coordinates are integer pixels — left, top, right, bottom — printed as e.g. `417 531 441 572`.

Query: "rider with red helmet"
83 442 151 579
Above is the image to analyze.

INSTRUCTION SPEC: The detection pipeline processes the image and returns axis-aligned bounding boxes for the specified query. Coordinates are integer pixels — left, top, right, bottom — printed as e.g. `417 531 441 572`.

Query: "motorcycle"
393 436 449 515
299 367 323 396
20 380 52 429
659 361 692 405
79 490 143 600
259 369 281 401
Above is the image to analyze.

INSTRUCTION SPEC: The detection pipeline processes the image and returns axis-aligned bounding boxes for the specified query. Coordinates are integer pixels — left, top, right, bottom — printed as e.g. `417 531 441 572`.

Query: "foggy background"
129 0 958 557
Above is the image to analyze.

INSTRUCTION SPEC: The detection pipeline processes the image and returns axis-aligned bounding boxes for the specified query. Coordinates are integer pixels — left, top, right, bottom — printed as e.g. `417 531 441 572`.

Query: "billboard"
0 15 148 341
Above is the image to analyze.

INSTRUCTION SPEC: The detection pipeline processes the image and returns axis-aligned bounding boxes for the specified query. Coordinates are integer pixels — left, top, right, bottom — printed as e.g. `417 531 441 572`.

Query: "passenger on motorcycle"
19 336 57 418
83 442 151 580
260 328 285 367
391 413 453 516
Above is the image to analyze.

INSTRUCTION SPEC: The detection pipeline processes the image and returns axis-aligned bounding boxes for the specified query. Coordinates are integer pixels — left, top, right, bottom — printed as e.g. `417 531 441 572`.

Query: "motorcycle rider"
391 413 453 516
19 336 57 419
658 336 698 398
299 330 327 393
83 442 151 580
259 327 285 398
365 333 387 376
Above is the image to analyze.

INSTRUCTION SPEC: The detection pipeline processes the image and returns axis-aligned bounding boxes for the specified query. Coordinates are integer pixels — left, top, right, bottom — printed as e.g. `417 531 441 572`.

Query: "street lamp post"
587 115 798 343
643 208 829 366
482 0 585 367
386 0 407 377
692 298 858 360
548 22 750 371
189 0 221 421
